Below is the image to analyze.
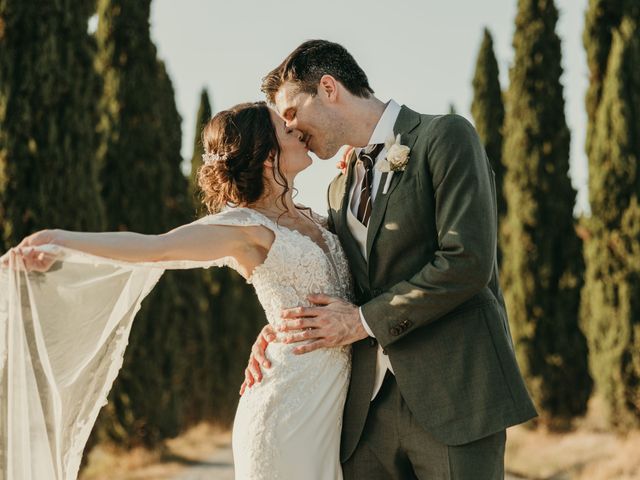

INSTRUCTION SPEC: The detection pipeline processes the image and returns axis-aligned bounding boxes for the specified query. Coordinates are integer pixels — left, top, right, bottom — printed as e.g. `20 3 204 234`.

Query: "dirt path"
170 443 523 480
171 442 234 480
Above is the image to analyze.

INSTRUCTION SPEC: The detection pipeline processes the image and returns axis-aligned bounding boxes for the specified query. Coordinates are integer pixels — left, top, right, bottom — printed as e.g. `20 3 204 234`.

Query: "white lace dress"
216 208 352 480
0 206 352 480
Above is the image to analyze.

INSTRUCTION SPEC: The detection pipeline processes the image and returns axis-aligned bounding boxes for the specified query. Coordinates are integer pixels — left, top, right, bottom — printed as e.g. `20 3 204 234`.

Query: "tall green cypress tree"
581 7 640 428
95 0 165 446
190 88 212 211
154 60 218 426
96 0 169 234
0 0 105 250
501 0 592 427
471 28 506 227
93 0 211 446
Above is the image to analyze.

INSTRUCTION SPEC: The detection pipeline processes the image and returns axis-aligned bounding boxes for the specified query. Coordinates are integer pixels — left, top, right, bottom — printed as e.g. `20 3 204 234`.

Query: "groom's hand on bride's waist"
240 295 367 390
278 294 368 354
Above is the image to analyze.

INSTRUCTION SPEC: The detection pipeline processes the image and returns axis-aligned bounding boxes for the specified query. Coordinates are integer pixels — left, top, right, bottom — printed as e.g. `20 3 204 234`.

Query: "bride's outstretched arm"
12 223 259 265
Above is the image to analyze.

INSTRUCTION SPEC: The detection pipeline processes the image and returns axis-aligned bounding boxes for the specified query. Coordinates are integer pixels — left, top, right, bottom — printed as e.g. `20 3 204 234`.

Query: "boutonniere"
376 134 410 194
336 146 355 175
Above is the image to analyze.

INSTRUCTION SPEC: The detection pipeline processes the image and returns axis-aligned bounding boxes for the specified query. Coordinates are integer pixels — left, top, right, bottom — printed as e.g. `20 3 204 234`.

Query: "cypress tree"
471 28 506 227
0 0 105 250
501 0 592 427
154 60 218 426
581 7 640 428
96 0 170 234
93 0 210 446
190 88 212 212
583 0 624 160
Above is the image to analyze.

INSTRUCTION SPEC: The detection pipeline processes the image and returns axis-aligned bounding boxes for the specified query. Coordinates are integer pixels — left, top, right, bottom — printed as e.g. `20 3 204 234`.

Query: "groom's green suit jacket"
327 106 537 462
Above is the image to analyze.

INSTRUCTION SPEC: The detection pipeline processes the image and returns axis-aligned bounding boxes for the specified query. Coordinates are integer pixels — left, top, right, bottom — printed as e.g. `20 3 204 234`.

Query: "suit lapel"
365 106 421 261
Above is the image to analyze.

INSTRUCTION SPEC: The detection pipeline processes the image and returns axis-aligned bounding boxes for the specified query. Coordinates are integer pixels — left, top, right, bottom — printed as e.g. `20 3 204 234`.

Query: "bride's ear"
263 152 276 170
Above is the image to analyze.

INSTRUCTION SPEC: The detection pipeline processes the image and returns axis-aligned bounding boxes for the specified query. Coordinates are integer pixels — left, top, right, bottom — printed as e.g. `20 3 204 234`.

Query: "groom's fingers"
293 339 327 355
278 317 320 332
280 305 322 319
283 327 323 344
307 293 336 305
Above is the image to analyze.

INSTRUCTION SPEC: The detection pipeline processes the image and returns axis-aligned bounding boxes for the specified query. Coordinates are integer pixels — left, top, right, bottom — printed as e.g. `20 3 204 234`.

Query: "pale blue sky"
149 0 589 215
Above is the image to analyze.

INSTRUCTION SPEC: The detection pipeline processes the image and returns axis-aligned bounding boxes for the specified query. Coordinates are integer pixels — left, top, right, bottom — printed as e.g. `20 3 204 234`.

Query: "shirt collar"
355 99 401 156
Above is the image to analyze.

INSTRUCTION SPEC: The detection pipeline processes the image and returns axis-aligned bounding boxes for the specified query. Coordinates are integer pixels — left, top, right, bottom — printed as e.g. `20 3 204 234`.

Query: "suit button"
368 338 378 347
372 288 383 296
390 327 400 336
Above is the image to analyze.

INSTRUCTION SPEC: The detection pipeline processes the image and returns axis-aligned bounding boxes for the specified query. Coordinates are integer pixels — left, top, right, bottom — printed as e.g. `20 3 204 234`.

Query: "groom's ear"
318 75 339 103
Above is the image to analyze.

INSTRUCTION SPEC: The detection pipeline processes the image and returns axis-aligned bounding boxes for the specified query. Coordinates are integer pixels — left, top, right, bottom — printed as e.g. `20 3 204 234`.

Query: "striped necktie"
356 143 385 227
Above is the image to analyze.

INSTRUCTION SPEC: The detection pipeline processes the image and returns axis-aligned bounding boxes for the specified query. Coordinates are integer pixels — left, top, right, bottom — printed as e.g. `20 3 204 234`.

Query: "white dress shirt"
347 99 401 400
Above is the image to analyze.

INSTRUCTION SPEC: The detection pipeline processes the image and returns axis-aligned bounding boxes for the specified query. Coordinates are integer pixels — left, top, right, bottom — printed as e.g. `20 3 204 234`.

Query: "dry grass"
506 397 640 479
79 423 231 480
81 398 640 480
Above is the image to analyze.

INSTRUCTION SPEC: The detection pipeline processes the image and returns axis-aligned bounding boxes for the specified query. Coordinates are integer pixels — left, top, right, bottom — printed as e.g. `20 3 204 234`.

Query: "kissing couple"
3 40 536 479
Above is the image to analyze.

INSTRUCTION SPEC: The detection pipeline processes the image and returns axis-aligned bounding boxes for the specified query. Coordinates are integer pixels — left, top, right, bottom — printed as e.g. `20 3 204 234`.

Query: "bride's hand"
2 230 63 272
239 324 277 395
17 229 62 249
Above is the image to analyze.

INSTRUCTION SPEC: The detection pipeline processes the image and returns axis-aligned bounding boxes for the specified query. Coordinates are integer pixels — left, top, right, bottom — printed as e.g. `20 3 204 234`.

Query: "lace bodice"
195 207 354 324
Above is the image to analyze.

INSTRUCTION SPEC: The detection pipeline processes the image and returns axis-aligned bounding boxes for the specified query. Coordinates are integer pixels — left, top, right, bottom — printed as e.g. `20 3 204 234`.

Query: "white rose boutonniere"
376 134 410 194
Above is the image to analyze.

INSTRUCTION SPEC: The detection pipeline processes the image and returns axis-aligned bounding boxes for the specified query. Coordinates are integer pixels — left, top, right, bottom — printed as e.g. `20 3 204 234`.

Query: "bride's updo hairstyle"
198 101 282 213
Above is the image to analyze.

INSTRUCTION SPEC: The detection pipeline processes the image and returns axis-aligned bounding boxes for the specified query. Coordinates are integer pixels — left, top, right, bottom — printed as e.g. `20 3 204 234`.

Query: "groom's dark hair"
261 40 374 103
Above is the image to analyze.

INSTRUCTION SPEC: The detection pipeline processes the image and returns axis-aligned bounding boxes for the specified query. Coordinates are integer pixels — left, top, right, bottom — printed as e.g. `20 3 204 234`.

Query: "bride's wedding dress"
228 208 351 480
0 206 352 480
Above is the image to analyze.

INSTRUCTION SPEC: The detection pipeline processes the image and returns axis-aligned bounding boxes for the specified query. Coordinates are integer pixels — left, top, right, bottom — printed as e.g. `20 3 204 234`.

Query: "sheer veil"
0 233 228 479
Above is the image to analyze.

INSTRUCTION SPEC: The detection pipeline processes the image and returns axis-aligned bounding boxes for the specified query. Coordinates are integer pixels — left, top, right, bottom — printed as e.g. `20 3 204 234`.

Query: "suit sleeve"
360 114 497 347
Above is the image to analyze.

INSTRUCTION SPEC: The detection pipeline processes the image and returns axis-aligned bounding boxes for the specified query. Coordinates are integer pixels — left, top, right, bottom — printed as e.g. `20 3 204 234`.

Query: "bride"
2 101 352 479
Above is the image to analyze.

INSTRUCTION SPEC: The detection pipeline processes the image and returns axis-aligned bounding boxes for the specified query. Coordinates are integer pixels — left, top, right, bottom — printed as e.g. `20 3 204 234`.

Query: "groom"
248 40 537 478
